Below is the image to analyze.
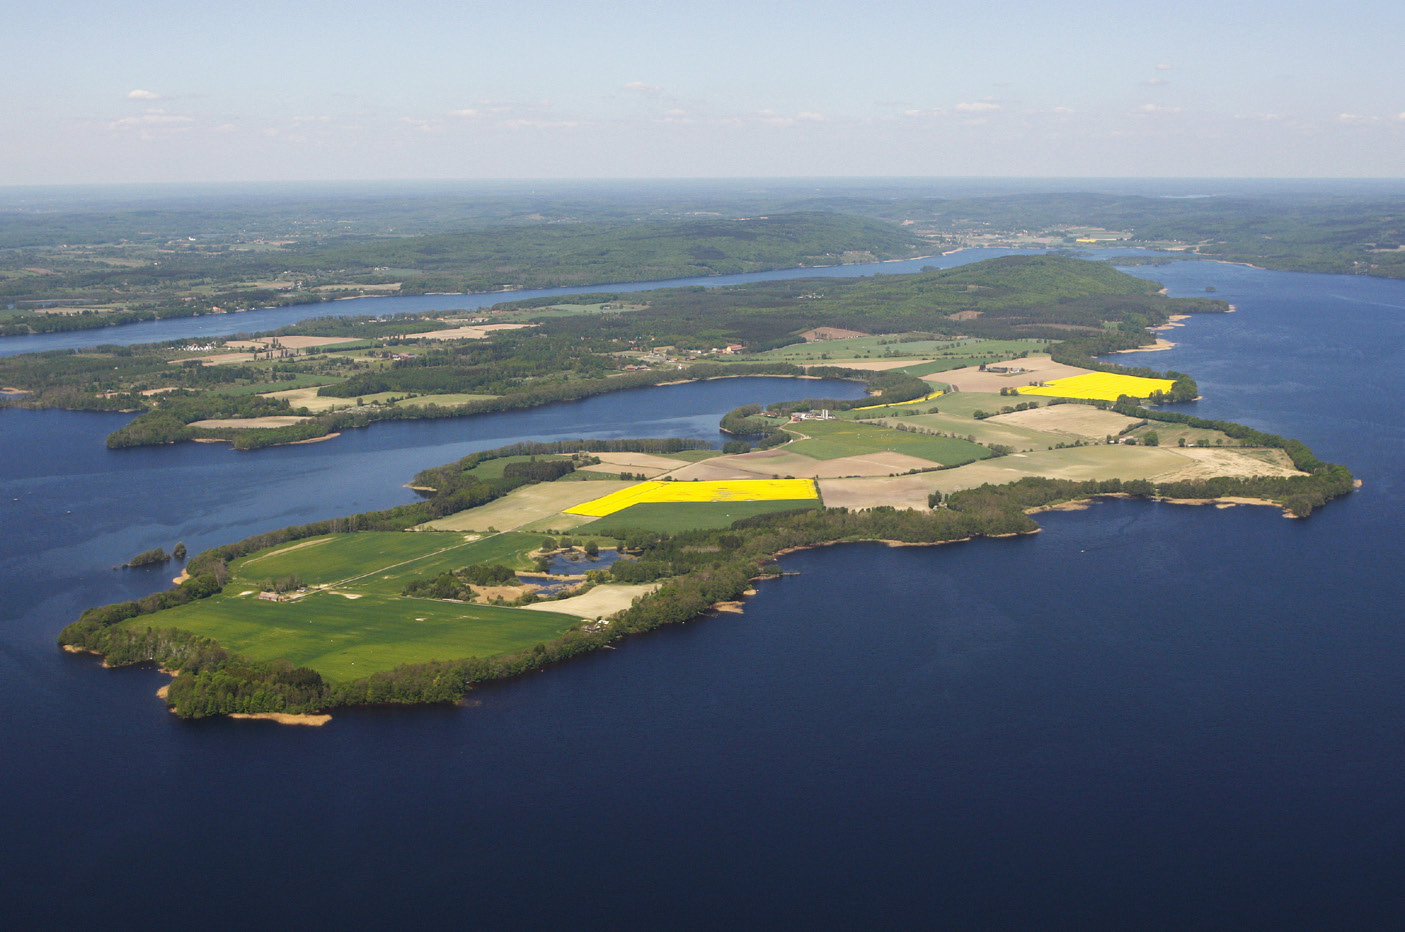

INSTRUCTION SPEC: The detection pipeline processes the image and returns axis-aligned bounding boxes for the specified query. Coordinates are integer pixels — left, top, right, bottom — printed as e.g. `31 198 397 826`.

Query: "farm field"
391 393 500 408
892 392 1016 419
458 453 575 479
801 358 933 371
130 529 580 680
852 390 945 411
566 478 819 517
261 386 498 413
233 531 543 592
986 404 1143 440
517 583 661 619
188 415 314 429
924 355 1093 392
783 418 989 466
421 480 635 531
660 449 725 462
145 591 578 681
817 445 1196 510
884 412 1063 451
574 451 694 478
667 448 940 480
576 499 822 535
1016 372 1177 402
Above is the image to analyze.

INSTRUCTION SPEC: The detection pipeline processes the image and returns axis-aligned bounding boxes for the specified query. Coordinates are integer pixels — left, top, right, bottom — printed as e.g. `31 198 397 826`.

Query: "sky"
6 0 1404 184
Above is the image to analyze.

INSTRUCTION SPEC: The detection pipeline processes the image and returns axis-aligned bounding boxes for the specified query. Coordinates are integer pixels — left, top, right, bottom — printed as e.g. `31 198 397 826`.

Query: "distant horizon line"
3 175 1403 191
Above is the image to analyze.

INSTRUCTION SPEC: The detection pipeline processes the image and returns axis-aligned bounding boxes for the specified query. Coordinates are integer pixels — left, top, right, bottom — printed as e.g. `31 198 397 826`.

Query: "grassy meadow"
149 591 579 681
784 419 989 465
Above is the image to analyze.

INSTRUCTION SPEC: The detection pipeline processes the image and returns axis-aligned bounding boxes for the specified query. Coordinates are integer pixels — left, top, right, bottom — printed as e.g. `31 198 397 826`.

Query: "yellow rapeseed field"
853 390 945 411
565 478 819 517
1015 372 1176 402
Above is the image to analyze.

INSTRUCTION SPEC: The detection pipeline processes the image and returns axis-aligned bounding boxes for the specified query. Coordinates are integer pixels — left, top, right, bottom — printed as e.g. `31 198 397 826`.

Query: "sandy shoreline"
228 712 332 726
1113 338 1177 353
194 431 340 447
1025 491 1294 516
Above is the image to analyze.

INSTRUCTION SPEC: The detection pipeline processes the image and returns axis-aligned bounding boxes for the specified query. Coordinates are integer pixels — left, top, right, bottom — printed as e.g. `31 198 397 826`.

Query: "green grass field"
215 374 341 395
664 449 725 462
458 454 573 479
888 412 1063 451
146 590 579 681
391 392 499 408
232 531 543 593
784 419 990 465
916 392 1039 418
123 530 579 680
575 499 820 535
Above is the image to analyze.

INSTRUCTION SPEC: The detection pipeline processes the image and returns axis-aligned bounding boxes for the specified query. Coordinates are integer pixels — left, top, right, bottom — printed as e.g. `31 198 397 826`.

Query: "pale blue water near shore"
1 253 1402 929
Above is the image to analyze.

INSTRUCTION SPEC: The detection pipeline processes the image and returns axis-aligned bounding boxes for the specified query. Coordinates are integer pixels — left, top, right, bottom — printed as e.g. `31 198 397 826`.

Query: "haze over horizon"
7 0 1404 185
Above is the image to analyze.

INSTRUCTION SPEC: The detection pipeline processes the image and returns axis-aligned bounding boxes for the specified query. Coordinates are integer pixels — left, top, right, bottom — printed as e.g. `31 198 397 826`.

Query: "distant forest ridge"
1 184 1401 338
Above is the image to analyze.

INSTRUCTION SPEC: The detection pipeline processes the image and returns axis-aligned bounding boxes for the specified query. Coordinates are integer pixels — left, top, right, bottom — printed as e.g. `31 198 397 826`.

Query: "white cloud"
448 108 482 118
622 80 662 94
1136 104 1184 115
400 116 442 132
1337 112 1376 124
109 108 194 131
955 101 1001 113
127 89 160 100
1155 63 1173 70
1143 77 1170 86
500 118 583 129
1051 106 1075 115
753 109 829 127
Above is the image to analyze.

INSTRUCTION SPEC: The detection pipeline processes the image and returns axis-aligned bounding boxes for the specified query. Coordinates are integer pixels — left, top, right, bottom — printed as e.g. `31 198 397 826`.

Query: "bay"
2 254 1402 930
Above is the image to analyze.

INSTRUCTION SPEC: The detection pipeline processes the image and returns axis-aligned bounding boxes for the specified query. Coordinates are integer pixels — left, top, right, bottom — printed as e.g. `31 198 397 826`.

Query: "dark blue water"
2 257 1403 930
0 249 1036 357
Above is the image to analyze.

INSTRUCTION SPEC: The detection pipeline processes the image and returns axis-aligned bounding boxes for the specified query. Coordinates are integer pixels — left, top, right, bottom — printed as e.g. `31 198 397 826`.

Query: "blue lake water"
545 548 622 575
2 254 1403 929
